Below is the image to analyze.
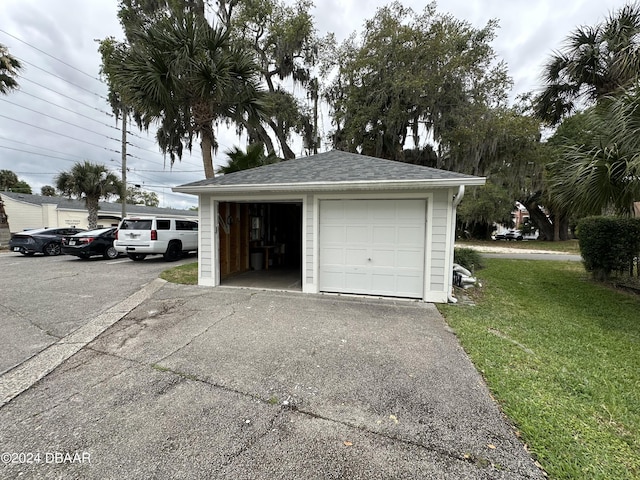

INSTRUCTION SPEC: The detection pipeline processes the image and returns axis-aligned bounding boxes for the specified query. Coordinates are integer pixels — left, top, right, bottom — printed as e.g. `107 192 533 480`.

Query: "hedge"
577 216 640 281
454 247 484 272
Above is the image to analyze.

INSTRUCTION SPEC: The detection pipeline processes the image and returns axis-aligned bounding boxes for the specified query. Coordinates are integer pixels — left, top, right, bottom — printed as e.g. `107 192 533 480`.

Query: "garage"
319 199 426 298
174 150 485 303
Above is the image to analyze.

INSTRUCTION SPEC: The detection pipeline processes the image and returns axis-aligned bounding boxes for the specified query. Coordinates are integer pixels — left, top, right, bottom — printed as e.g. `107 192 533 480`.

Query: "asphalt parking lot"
0 274 545 479
0 250 195 374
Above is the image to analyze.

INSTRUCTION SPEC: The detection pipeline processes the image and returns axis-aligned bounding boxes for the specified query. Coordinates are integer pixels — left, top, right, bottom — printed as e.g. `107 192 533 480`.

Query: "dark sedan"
61 227 119 260
9 227 86 256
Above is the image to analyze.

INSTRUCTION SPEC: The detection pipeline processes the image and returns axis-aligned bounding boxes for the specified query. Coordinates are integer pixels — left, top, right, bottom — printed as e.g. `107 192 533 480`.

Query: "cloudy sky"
0 0 630 209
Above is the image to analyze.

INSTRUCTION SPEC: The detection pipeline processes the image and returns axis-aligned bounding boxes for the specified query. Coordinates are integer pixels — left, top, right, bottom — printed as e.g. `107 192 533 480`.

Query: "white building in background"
0 191 196 234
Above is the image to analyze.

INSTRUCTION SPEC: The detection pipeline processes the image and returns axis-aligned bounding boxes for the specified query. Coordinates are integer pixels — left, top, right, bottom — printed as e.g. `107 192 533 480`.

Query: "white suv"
114 216 198 261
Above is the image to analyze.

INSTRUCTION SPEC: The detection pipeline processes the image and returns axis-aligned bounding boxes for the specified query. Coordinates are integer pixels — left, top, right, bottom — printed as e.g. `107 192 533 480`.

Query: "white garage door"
319 199 426 298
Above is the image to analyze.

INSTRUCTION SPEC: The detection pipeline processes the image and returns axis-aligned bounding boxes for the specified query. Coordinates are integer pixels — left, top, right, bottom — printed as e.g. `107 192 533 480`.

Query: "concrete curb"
0 278 167 407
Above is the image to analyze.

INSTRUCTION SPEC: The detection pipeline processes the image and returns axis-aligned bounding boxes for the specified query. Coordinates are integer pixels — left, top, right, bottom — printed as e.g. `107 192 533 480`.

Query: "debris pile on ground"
453 263 480 289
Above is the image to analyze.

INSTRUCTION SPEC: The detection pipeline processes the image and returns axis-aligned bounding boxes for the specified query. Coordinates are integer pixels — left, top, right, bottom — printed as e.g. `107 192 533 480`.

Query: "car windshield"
120 219 152 230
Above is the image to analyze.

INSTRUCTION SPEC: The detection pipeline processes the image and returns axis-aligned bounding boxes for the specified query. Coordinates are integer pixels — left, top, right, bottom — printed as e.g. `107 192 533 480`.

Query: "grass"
456 238 581 254
439 259 640 480
160 262 198 284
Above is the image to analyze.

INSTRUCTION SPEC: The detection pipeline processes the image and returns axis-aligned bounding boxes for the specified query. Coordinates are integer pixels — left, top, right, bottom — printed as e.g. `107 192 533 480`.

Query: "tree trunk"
267 118 296 159
242 119 277 157
200 126 215 179
524 199 554 241
86 197 99 229
559 213 570 241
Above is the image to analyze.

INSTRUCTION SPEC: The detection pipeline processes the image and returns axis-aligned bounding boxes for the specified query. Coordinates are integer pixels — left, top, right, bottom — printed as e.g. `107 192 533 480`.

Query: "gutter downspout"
448 185 465 303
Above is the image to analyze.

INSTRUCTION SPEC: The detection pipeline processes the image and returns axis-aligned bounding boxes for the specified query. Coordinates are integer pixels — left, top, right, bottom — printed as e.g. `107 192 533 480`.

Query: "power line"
0 98 120 143
17 90 119 130
0 29 103 83
131 168 203 173
0 114 121 154
20 77 114 118
0 135 87 161
13 93 204 168
0 144 86 164
16 57 107 101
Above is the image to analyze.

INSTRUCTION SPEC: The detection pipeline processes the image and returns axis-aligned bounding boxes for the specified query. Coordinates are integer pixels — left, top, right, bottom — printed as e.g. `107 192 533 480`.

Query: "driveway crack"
0 302 60 340
153 306 238 364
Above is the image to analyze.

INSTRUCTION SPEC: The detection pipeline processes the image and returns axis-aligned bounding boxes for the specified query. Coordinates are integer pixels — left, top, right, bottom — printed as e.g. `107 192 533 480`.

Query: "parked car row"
493 229 524 241
62 227 119 259
7 216 198 261
8 227 86 256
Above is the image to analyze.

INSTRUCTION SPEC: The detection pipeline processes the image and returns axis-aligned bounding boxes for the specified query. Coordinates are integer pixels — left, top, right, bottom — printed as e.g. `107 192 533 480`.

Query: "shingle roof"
0 192 197 217
176 150 484 191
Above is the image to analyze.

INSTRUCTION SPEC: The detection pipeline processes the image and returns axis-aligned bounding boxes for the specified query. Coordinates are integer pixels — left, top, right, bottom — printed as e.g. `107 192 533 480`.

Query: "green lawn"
439 259 640 479
160 261 198 284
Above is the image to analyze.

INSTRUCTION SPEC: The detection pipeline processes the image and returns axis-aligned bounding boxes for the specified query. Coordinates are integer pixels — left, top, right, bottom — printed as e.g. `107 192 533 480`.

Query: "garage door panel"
319 199 426 299
396 274 424 295
345 248 368 265
345 270 369 291
370 248 396 267
321 270 344 289
320 246 344 265
396 250 421 268
321 225 345 243
372 225 396 243
344 200 369 221
346 225 369 243
397 205 426 221
374 202 398 219
397 225 424 244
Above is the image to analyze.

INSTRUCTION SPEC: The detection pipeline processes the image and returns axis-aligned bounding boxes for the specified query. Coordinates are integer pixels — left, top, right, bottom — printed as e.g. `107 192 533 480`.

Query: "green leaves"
325 3 511 161
217 142 278 175
0 43 22 95
54 161 122 229
547 92 640 216
102 7 264 178
535 3 640 124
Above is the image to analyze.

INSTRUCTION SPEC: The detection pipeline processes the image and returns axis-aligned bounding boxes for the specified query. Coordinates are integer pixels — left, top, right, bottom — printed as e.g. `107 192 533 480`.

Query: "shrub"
577 216 640 280
454 247 484 272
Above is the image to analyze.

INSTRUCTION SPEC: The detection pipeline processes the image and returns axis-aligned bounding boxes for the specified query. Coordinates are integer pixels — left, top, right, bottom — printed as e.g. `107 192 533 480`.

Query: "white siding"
305 194 314 286
198 196 215 283
429 189 450 293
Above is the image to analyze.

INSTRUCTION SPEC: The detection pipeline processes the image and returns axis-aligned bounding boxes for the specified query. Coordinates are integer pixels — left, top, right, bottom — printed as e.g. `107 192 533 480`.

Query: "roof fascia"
173 177 486 195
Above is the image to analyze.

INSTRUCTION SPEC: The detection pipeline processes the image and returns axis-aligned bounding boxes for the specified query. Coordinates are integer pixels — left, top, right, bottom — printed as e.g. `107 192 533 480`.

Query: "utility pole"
312 77 319 154
120 111 127 220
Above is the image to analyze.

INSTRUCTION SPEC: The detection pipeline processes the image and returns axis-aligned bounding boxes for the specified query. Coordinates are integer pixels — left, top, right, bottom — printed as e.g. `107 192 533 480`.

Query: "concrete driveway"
0 283 544 479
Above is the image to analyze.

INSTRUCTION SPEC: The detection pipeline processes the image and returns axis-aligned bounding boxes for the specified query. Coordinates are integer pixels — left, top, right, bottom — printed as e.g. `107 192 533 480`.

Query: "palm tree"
547 93 640 216
535 3 640 124
112 9 264 179
217 143 279 175
0 43 22 94
55 162 122 229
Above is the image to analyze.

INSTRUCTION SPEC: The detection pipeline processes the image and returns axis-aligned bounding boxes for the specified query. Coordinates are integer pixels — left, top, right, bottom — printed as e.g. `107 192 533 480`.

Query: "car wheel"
163 241 182 262
43 242 62 256
104 246 119 259
127 253 147 261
